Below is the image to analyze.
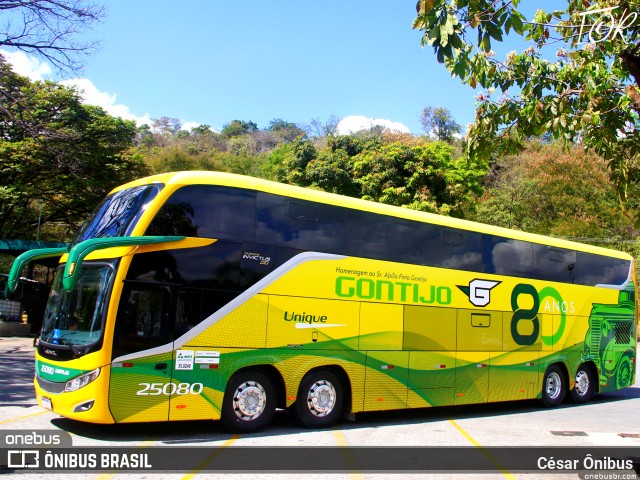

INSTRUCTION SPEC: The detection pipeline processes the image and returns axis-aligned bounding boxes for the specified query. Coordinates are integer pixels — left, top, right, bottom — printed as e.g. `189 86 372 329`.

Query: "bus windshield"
71 184 162 246
40 263 115 348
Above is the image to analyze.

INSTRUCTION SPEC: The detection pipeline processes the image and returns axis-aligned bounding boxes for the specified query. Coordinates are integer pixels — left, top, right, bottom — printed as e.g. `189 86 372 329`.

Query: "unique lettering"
284 311 328 324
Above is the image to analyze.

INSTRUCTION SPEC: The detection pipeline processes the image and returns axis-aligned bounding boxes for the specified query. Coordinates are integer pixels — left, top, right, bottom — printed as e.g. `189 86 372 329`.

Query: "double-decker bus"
8 171 637 433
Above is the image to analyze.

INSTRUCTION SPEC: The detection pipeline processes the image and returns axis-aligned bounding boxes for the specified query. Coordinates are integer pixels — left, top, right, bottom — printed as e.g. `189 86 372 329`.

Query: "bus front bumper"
34 369 115 424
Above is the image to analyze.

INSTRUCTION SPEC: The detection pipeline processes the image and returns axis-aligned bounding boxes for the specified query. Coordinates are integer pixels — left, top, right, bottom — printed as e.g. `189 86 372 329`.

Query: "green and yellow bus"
8 171 637 432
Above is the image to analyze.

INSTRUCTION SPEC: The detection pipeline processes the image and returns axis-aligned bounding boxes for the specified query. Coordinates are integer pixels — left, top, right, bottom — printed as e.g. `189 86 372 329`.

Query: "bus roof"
114 171 632 261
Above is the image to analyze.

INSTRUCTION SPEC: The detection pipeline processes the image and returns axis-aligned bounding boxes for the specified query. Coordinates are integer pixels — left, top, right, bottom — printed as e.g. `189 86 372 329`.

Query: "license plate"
41 396 52 410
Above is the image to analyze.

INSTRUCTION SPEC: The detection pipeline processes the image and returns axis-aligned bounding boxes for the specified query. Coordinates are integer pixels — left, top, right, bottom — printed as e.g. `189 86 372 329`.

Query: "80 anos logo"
459 279 571 347
511 284 569 346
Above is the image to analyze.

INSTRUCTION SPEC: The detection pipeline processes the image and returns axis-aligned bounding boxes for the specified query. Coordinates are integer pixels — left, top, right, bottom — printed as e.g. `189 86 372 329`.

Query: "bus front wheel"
221 370 276 433
295 370 344 429
541 365 566 407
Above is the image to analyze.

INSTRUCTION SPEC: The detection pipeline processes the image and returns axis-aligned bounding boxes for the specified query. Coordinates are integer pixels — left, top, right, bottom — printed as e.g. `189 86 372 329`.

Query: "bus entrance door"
109 284 175 422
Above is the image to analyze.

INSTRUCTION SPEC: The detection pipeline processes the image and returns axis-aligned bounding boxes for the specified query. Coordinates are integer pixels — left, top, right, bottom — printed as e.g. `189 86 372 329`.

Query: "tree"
267 118 306 143
413 0 640 214
152 117 182 136
190 124 214 136
420 105 461 142
0 0 105 74
475 142 634 239
304 115 341 137
354 141 484 216
0 58 146 240
221 119 258 138
278 134 485 216
276 137 318 186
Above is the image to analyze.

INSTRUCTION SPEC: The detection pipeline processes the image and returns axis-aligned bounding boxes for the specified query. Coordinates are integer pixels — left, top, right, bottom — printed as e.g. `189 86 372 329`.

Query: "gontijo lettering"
335 276 452 305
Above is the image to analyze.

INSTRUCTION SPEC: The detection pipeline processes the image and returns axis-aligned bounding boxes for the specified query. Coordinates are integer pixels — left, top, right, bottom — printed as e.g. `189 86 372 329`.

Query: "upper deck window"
145 183 631 289
146 185 256 241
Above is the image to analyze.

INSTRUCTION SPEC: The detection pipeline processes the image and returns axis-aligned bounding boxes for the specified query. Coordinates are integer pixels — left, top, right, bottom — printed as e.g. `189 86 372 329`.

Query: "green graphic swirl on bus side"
510 284 566 346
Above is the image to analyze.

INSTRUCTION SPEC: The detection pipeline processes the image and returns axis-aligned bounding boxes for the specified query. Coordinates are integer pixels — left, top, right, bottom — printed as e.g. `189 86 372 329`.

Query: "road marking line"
0 409 48 425
448 418 515 480
332 430 365 480
180 434 240 480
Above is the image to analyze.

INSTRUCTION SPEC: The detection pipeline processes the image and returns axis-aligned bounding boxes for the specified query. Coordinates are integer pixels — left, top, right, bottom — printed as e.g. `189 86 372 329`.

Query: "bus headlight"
64 368 100 392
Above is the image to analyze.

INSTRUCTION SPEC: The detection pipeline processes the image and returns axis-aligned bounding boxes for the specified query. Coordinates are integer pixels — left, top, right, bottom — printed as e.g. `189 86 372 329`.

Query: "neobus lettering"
335 276 451 305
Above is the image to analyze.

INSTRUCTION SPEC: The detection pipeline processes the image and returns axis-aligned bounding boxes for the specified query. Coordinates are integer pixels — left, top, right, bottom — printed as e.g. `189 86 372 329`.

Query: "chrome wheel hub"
306 380 336 417
574 370 589 396
233 381 266 420
546 372 562 400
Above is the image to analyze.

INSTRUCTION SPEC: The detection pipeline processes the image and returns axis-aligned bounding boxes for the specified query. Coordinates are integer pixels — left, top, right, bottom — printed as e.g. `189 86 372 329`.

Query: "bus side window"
256 193 346 252
533 245 576 283
484 236 533 278
573 252 631 287
112 285 172 359
346 212 422 264
422 227 483 272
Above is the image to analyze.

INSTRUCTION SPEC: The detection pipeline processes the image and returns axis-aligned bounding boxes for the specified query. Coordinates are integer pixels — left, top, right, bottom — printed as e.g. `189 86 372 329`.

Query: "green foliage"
138 117 311 182
0 58 146 240
354 141 484 216
276 137 318 185
262 143 292 180
267 118 307 143
277 134 485 216
413 0 640 216
474 143 634 239
221 119 258 138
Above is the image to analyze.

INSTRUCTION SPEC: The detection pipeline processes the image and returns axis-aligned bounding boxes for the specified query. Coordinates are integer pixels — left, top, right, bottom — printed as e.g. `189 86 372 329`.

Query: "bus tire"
295 370 344 429
541 365 566 407
221 370 275 433
570 364 594 403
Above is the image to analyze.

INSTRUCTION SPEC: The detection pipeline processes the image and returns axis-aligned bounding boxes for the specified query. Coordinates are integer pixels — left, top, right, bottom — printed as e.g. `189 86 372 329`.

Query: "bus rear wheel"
541 365 566 407
221 370 275 433
295 370 344 429
570 364 594 403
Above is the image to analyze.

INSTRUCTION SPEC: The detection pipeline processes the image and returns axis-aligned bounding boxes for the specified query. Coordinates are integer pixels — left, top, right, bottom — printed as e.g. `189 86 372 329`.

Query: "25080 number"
136 382 204 396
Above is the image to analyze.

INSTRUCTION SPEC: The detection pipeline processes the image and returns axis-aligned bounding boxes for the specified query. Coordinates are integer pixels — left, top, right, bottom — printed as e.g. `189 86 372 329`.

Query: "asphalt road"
1 335 639 480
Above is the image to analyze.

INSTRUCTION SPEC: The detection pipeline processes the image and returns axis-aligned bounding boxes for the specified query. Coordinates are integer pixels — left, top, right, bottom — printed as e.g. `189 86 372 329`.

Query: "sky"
0 1 479 135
